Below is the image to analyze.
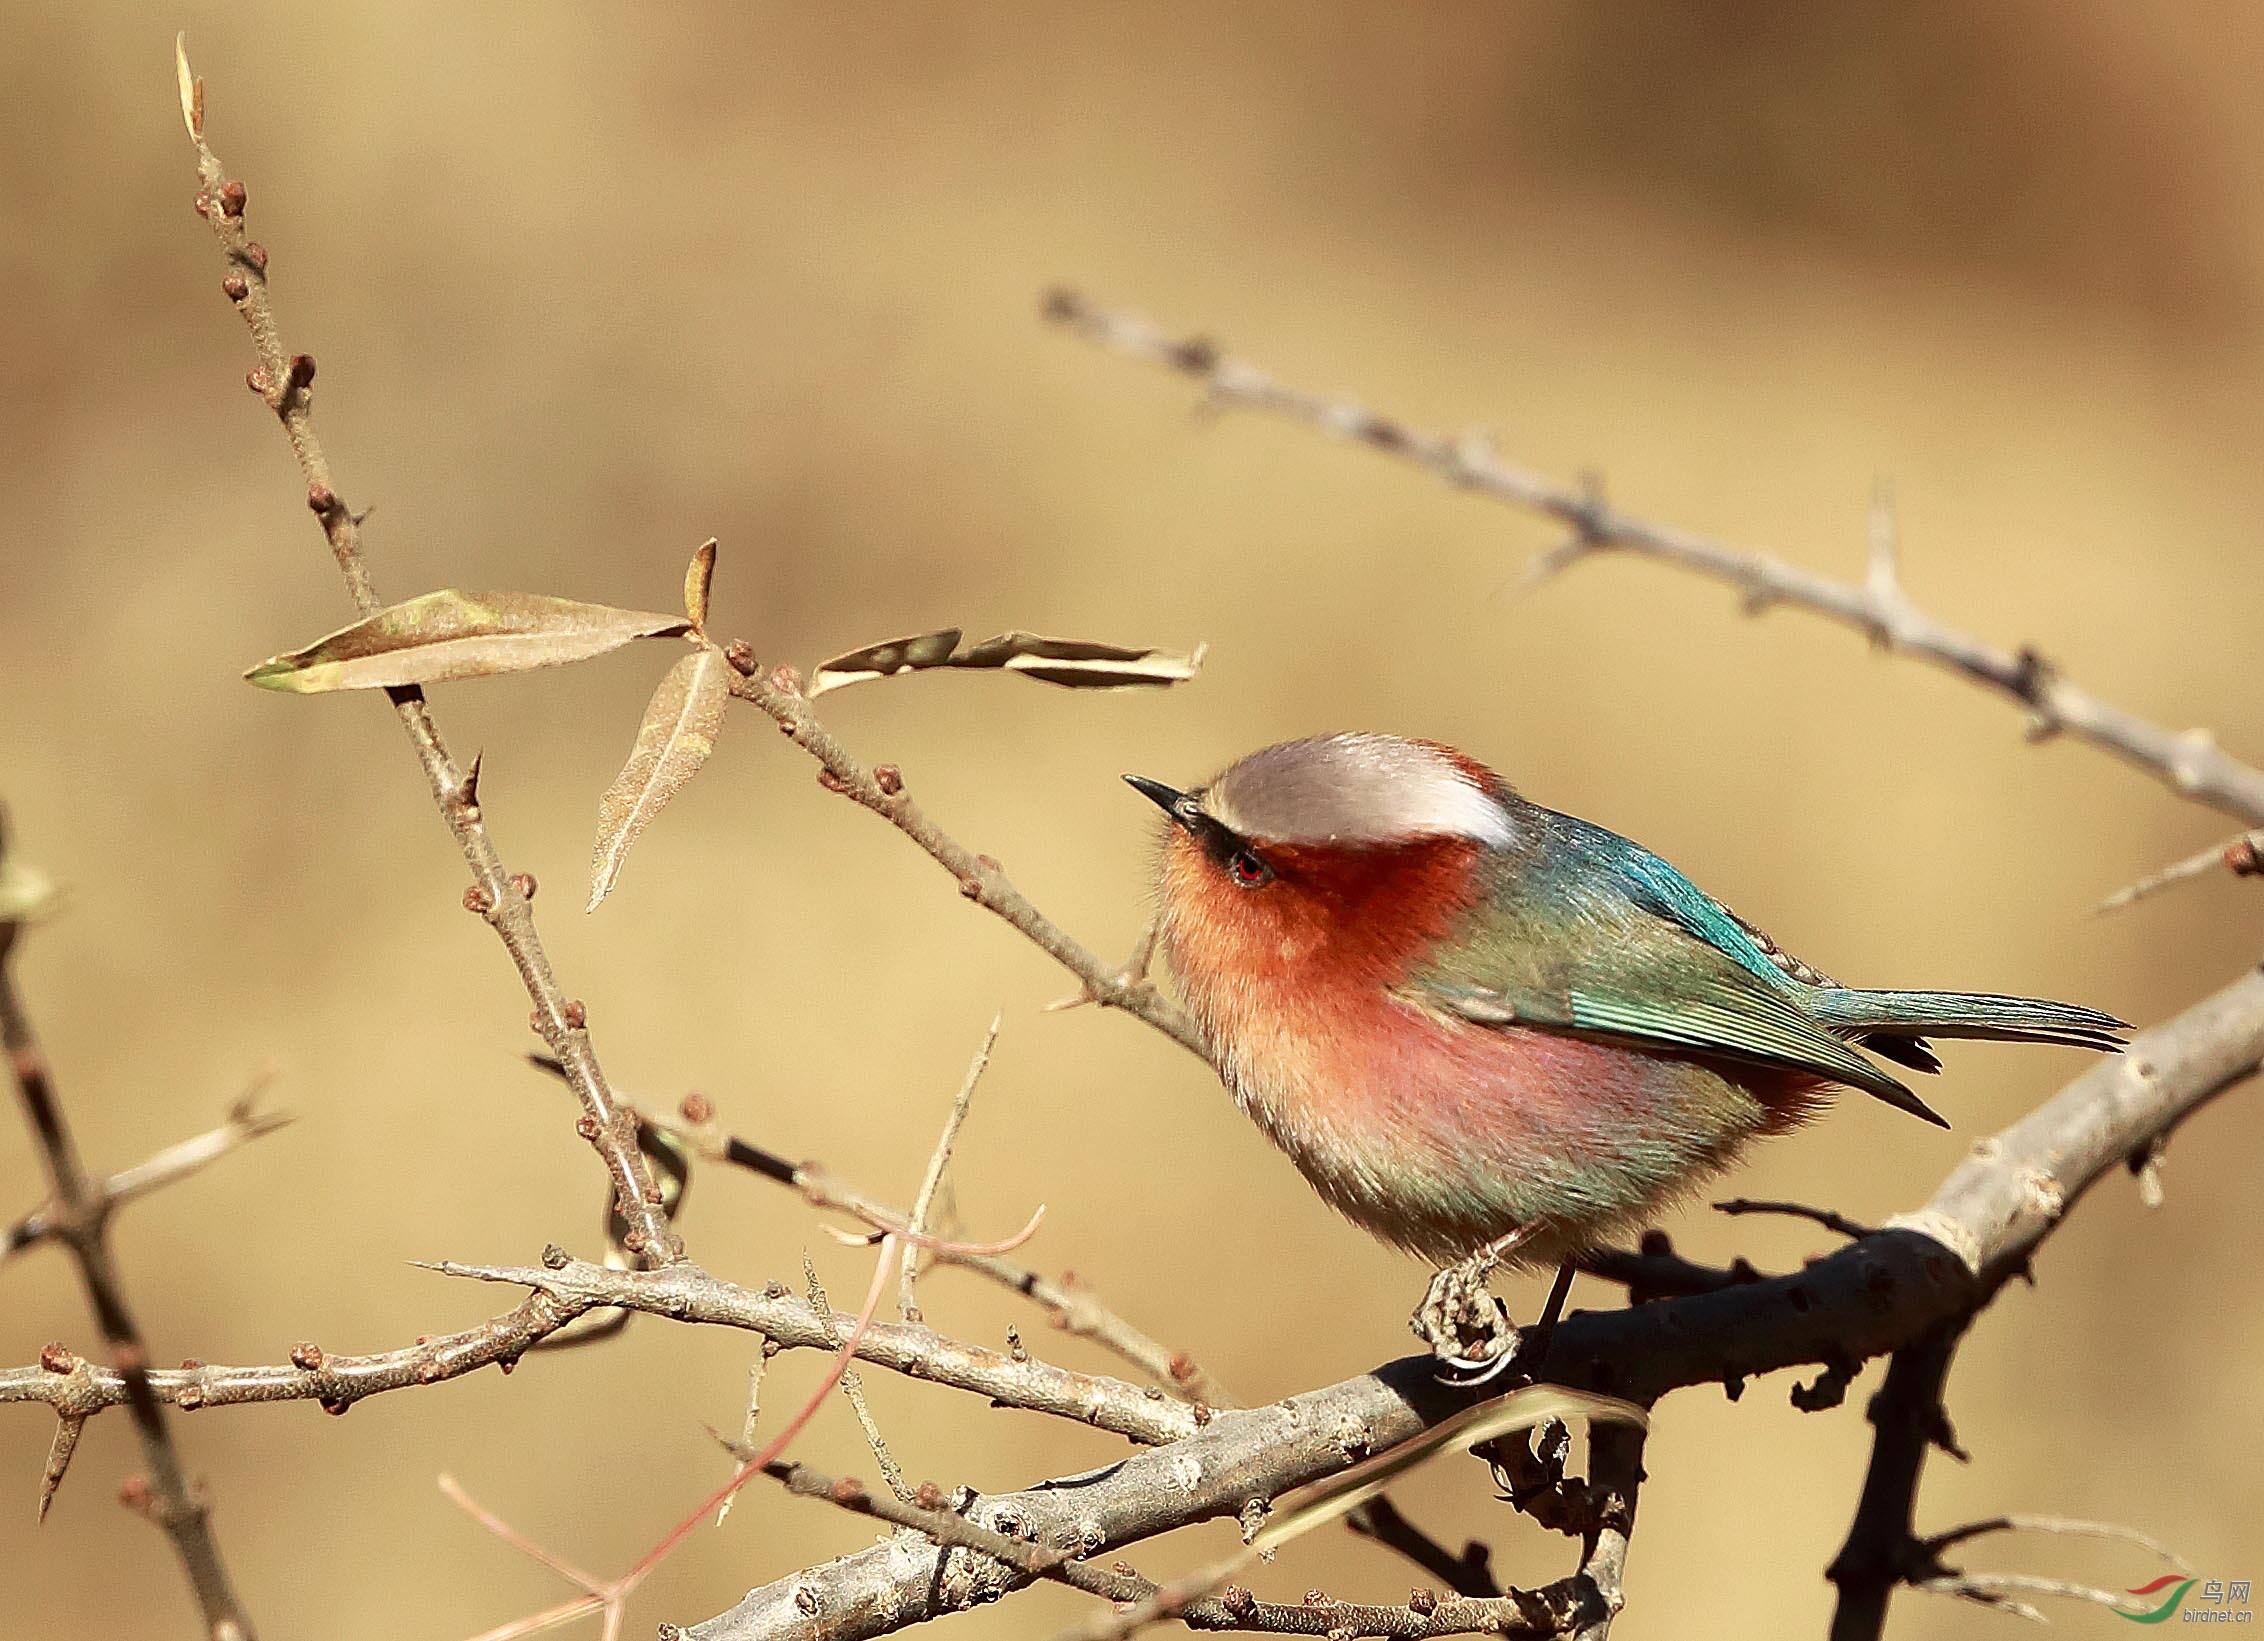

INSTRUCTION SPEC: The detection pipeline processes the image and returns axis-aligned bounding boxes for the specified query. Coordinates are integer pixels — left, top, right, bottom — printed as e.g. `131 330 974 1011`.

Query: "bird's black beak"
1123 774 1198 833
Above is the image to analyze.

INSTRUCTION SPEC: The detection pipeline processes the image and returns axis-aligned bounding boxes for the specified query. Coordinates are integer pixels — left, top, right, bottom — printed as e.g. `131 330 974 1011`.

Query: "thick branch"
175 42 678 1264
1043 291 2264 828
683 957 2264 1639
1825 1323 1969 1641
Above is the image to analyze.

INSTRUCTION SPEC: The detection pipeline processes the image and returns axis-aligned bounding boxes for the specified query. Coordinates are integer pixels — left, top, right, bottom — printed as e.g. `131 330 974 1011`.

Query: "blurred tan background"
4 4 2260 1637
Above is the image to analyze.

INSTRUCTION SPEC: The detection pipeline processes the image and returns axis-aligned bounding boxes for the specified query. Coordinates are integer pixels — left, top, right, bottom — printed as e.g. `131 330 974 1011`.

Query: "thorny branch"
6 1085 290 1258
721 650 1206 1059
174 39 679 1266
678 953 2262 1638
1040 290 2264 831
2 819 257 1640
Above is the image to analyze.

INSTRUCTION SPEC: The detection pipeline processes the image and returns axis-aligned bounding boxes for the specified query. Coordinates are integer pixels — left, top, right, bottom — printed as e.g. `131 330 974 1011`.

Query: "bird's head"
1126 734 1517 1000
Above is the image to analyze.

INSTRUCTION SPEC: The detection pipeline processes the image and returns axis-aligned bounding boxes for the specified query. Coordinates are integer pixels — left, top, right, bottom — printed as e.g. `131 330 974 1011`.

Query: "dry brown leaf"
806 627 1202 697
684 539 718 635
587 645 731 910
245 590 691 693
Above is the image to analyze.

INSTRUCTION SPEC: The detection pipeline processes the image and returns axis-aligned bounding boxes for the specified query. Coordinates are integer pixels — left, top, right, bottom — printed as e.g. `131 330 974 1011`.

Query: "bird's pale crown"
1202 733 1516 849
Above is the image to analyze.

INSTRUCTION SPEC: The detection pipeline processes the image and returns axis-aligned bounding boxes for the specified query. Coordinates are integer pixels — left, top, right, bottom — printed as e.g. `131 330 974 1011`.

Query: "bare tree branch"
1041 290 2264 829
7 1085 291 1259
2 821 255 1638
679 954 2264 1640
720 648 1206 1058
173 37 679 1265
2098 828 2264 914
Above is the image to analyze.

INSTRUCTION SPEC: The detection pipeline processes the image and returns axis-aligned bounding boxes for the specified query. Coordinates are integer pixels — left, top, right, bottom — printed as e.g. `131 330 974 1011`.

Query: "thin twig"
1 819 256 1637
1918 1512 2192 1570
2098 828 2264 914
901 1015 1000 1323
7 1083 291 1258
720 650 1206 1057
174 38 678 1265
1711 1198 1874 1241
1042 290 2264 828
806 1255 911 1505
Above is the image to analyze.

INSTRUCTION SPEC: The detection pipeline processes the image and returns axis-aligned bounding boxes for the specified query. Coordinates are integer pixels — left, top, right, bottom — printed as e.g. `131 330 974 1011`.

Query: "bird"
1125 732 2125 1373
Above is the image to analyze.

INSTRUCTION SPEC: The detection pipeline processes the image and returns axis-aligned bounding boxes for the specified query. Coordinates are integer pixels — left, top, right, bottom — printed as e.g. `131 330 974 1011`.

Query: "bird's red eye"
1228 849 1271 888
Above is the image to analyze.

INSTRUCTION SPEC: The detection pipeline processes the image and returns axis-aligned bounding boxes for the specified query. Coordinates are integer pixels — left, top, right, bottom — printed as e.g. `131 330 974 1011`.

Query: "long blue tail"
1810 988 2128 1053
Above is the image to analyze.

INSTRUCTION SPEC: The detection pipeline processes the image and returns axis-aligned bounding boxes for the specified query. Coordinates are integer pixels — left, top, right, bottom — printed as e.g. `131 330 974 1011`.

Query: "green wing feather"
1403 814 1947 1126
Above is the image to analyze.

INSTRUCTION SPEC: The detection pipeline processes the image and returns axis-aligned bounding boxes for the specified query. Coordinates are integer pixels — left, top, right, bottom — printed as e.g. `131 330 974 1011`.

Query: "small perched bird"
1127 733 2124 1367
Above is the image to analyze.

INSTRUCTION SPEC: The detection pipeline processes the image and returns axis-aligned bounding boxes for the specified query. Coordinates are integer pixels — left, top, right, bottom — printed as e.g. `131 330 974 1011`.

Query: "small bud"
245 368 272 398
793 1585 820 1617
2227 836 2263 877
38 1342 75 1374
621 1228 646 1253
816 769 847 794
415 1358 444 1384
913 1480 943 1510
1191 1401 1214 1426
119 1475 155 1515
642 1179 664 1206
176 1383 206 1410
286 353 316 390
977 853 1000 872
1303 1590 1328 1607
873 763 904 796
723 639 757 675
321 1398 349 1416
768 664 801 696
194 190 211 217
562 999 587 1029
1167 1351 1198 1385
221 273 248 302
497 1354 520 1375
288 1341 326 1371
680 1092 714 1124
509 871 537 901
463 885 491 914
1409 1587 1439 1615
529 1009 543 1033
830 1476 868 1506
242 242 268 272
1221 1587 1256 1618
575 1116 600 1140
958 876 982 899
307 484 337 514
179 1359 203 1371
218 179 247 218
542 1243 572 1269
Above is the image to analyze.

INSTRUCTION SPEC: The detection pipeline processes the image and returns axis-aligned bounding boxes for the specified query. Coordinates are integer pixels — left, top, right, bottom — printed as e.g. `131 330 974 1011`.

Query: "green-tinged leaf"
0 857 63 925
246 590 692 693
1253 1385 1646 1553
588 645 731 911
684 539 718 634
805 627 1203 697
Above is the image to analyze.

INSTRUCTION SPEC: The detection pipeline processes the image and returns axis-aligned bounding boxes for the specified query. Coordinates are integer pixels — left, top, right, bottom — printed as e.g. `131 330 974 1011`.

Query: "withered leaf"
587 645 731 911
806 627 1202 697
245 590 692 693
684 539 718 635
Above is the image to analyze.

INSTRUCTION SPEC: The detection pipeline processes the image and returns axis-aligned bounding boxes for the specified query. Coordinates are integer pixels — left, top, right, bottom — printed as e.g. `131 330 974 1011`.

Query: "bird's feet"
1412 1248 1519 1386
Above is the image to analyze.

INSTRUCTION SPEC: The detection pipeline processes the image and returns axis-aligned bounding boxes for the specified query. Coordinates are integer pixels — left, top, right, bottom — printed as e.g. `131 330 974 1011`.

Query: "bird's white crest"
1202 734 1514 849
